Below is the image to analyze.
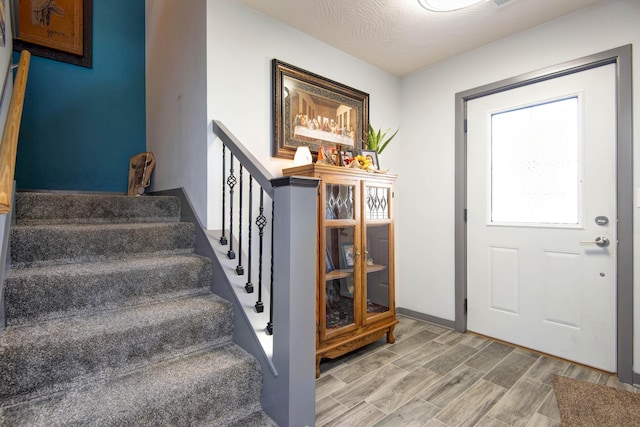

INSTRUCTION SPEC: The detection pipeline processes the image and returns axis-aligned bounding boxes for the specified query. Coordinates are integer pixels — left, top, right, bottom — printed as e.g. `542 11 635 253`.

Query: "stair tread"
8 252 210 277
10 221 195 268
5 254 213 326
7 286 215 328
1 344 274 427
2 292 232 345
15 192 181 225
11 221 188 230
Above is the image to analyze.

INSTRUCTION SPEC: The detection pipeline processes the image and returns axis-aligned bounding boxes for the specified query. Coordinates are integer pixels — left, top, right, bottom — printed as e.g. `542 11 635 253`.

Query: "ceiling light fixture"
418 0 484 12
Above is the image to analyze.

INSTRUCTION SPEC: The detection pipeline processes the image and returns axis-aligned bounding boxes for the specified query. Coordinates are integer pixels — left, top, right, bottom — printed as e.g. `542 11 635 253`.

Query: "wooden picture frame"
341 243 354 268
273 59 369 160
361 149 379 170
325 248 335 273
341 150 354 163
12 0 92 68
339 278 354 298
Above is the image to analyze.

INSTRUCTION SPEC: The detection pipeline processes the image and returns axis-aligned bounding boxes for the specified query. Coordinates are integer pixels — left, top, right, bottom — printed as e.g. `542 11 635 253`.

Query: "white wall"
205 0 402 229
146 0 208 223
398 0 640 365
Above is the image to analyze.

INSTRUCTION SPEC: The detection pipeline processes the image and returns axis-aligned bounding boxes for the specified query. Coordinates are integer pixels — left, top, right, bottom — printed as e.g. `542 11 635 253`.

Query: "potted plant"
365 124 399 154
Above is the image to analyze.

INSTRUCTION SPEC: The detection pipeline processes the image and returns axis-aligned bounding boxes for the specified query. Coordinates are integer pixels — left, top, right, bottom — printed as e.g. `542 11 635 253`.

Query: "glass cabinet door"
322 182 357 336
364 224 390 318
364 185 392 319
324 226 356 333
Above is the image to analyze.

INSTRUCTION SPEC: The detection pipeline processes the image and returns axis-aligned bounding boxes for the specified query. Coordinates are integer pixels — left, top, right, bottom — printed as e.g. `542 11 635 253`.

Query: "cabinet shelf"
325 264 388 281
365 264 387 273
325 270 351 280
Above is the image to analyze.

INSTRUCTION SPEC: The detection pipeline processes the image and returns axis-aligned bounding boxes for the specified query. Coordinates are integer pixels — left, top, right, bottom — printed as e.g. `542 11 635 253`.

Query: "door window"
490 97 580 225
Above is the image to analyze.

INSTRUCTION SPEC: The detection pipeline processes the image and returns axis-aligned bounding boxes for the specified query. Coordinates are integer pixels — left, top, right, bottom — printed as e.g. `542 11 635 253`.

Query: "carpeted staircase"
0 192 276 426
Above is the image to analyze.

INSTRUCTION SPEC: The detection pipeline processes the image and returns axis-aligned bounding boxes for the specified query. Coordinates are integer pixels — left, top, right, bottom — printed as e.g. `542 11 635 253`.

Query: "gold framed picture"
273 59 369 160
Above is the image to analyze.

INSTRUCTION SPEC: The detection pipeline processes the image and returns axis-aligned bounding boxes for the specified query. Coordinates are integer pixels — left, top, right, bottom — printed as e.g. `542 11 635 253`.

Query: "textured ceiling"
235 0 602 76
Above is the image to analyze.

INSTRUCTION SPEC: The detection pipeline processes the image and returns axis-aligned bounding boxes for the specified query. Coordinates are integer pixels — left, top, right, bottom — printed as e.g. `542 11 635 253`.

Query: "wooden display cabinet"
282 164 397 377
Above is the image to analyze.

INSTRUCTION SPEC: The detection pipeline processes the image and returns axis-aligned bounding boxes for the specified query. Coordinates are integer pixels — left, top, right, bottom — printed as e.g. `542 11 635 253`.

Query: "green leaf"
378 128 399 154
366 124 399 154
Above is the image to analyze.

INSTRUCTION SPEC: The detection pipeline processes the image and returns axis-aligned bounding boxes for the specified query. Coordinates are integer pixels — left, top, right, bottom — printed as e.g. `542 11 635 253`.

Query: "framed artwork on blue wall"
11 0 92 67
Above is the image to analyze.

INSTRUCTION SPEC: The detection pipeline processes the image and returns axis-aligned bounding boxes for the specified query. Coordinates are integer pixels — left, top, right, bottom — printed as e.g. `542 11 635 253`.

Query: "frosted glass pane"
491 97 579 224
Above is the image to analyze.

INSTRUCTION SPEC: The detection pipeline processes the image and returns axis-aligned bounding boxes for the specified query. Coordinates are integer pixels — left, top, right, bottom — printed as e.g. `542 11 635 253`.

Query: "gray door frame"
454 45 633 384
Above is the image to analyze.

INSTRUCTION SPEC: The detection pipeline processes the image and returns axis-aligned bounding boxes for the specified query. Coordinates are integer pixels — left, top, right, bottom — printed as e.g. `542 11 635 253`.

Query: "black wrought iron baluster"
236 165 244 275
255 189 267 313
220 146 227 245
266 199 274 335
227 154 237 259
245 176 254 293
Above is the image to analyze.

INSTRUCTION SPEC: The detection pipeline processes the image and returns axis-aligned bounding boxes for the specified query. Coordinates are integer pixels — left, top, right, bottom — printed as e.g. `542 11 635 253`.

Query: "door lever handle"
580 236 610 247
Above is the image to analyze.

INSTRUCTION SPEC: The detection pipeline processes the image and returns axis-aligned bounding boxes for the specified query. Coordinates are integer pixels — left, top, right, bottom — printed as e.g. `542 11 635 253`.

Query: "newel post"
271 175 319 427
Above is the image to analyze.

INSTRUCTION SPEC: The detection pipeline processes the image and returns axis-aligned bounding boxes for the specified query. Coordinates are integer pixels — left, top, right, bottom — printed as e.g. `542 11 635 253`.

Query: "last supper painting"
273 59 369 159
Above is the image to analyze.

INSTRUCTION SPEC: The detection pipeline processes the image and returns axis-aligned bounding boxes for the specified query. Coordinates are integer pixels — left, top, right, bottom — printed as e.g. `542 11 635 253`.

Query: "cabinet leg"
316 355 321 379
386 326 396 344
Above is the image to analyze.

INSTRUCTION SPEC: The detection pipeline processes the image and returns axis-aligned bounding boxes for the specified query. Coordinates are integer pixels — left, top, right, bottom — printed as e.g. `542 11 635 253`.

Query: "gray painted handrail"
211 120 275 197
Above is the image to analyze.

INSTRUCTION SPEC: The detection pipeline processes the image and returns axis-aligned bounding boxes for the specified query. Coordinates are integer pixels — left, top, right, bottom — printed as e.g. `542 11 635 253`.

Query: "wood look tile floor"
316 315 637 427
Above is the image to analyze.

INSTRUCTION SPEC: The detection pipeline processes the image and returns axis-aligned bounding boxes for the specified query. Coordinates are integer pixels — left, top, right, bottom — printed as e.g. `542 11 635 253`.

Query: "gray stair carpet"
0 192 276 426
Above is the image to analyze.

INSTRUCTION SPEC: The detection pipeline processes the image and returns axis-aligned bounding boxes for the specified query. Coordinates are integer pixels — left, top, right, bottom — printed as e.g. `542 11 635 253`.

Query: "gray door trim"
454 45 633 383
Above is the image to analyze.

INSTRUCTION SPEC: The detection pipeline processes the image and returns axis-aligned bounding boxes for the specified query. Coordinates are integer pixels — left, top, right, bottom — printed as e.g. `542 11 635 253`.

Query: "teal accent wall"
14 0 145 193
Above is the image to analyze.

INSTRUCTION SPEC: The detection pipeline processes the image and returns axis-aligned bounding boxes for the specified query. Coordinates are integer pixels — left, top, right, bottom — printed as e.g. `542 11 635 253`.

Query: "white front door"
466 64 617 372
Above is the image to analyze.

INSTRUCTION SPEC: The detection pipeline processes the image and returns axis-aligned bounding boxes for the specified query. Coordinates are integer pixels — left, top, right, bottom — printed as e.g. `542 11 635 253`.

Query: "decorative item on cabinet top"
316 144 388 173
365 124 399 155
282 162 396 180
